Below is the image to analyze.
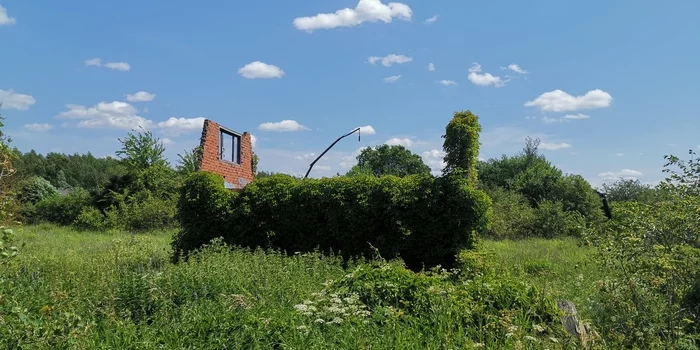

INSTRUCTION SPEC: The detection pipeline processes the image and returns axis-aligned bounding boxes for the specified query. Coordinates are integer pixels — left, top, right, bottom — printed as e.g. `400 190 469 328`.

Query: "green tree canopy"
116 127 168 171
442 110 482 186
348 144 431 177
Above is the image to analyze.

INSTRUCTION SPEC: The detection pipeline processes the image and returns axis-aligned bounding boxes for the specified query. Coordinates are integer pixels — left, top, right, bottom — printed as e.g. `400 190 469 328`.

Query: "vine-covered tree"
442 110 482 186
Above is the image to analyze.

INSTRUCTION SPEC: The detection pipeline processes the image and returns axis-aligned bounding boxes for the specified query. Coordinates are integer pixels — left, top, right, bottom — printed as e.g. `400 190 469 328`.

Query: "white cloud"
501 63 529 74
385 137 413 147
539 142 572 150
357 125 376 135
258 120 309 132
562 113 591 120
383 75 402 83
542 113 591 124
339 161 355 169
0 89 36 111
104 62 131 71
468 63 507 87
295 153 316 160
421 149 446 175
439 80 458 87
85 58 102 66
598 169 643 182
157 117 206 136
23 123 52 132
424 15 438 24
126 91 156 102
524 89 613 112
238 61 285 79
251 134 257 148
293 0 412 32
55 101 153 130
84 58 131 71
0 5 16 26
367 54 412 67
161 138 174 145
428 63 435 72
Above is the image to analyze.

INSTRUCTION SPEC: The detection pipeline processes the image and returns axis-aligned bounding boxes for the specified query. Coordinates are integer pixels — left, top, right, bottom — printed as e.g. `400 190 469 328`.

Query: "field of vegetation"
1 110 699 349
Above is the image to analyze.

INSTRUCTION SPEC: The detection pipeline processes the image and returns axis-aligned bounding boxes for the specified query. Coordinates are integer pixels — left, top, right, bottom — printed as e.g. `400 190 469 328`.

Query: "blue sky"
1 0 699 187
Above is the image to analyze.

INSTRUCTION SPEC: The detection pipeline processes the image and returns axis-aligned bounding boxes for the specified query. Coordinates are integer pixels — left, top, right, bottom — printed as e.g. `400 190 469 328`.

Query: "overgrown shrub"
482 187 535 238
531 200 586 239
173 171 491 270
33 188 91 225
17 176 59 204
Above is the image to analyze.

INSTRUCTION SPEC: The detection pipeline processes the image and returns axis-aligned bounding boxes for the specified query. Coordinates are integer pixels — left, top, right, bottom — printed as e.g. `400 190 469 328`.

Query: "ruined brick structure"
197 119 254 190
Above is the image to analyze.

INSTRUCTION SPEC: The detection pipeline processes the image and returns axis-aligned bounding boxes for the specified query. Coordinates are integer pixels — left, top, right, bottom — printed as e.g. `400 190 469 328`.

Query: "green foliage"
1 227 584 348
176 145 203 175
585 149 700 347
17 176 59 204
344 164 374 177
13 150 127 191
116 127 168 171
252 152 258 175
0 106 19 224
32 188 92 225
173 171 491 270
0 226 22 265
531 200 586 239
442 110 482 186
350 144 431 177
602 178 662 203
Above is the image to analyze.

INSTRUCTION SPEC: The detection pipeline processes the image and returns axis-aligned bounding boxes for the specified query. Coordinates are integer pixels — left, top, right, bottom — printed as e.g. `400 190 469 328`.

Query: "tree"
349 144 431 177
176 145 203 175
442 110 482 186
116 127 168 171
252 152 259 176
0 104 19 224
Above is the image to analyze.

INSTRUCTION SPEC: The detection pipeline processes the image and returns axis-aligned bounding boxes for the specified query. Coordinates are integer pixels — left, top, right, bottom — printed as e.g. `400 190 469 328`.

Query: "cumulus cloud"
500 63 529 74
84 58 131 71
385 137 413 147
468 63 508 87
23 123 52 132
524 89 613 112
424 15 438 24
367 54 412 67
157 117 206 136
428 63 435 72
238 61 285 79
357 125 376 135
0 89 36 111
539 142 572 150
541 114 591 124
439 80 458 87
0 5 16 26
598 169 643 182
295 153 317 160
293 0 412 32
421 149 446 175
55 101 152 130
126 91 156 102
383 75 401 83
251 134 257 148
258 120 310 132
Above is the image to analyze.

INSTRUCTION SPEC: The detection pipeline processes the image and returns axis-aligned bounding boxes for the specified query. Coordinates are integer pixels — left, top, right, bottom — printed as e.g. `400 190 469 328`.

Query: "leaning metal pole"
303 127 361 179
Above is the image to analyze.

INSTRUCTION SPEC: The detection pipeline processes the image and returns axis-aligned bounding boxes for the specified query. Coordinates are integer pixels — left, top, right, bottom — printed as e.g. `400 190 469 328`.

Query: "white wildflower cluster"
293 287 372 326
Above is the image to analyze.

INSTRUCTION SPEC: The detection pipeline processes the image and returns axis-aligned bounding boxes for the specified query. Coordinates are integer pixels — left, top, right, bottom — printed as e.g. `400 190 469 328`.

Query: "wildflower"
296 325 308 330
472 343 485 348
506 332 514 338
328 317 343 324
294 304 309 312
533 324 545 333
303 300 314 305
524 336 537 342
507 325 518 333
314 318 325 324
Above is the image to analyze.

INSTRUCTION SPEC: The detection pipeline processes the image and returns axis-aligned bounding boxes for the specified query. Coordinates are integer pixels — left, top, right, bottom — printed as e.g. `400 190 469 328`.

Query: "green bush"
482 187 535 238
121 196 178 231
33 188 92 225
530 200 586 238
173 171 492 270
74 206 109 231
17 176 59 204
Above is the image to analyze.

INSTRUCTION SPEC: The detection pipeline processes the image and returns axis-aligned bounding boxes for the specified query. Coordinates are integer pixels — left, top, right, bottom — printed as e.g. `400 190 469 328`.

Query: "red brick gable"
197 119 254 189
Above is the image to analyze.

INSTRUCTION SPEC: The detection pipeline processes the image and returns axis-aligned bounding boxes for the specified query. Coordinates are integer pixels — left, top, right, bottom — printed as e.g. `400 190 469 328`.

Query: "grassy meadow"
0 224 606 349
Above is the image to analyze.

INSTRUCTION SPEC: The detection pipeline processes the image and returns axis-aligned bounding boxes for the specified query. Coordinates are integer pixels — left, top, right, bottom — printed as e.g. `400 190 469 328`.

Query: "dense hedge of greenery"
173 172 491 270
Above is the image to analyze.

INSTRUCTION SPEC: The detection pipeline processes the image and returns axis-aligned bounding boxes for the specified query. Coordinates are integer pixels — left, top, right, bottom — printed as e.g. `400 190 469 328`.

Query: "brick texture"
197 119 254 190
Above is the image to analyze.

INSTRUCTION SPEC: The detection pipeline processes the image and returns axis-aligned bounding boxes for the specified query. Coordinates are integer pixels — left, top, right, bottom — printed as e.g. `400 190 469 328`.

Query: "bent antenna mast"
304 127 361 179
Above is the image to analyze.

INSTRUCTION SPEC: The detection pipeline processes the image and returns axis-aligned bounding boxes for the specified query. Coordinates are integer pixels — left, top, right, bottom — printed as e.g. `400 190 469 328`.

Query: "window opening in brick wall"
219 128 241 164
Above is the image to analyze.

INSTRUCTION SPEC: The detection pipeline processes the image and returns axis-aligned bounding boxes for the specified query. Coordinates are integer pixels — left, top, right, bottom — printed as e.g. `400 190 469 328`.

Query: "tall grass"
1 225 585 349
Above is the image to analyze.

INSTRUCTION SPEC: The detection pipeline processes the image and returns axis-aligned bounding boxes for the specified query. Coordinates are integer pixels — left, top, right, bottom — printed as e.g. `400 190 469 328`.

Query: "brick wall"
197 119 254 190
